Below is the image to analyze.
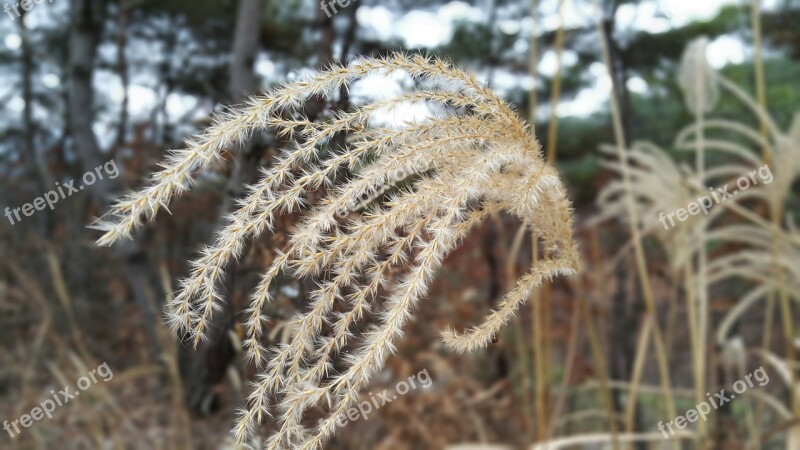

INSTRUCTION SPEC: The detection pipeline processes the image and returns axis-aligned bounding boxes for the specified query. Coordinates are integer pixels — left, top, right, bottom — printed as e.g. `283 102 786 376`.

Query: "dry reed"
93 53 580 449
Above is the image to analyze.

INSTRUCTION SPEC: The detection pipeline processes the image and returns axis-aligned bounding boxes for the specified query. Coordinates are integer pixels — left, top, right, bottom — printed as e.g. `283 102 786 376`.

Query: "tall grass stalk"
533 243 547 442
576 268 620 450
757 13 799 425
750 0 783 443
687 38 711 448
622 314 651 446
516 0 540 437
508 223 535 438
751 3 799 443
595 5 678 446
533 0 565 443
543 0 565 438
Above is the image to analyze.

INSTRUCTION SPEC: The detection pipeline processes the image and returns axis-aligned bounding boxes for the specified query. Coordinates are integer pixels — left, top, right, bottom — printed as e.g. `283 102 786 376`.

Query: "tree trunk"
179 0 266 415
68 0 106 184
229 0 264 103
600 1 635 143
68 0 162 358
17 10 55 194
115 0 130 147
601 4 642 446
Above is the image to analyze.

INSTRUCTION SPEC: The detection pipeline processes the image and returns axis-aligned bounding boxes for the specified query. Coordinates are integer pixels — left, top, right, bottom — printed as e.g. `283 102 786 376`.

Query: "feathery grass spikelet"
93 53 580 449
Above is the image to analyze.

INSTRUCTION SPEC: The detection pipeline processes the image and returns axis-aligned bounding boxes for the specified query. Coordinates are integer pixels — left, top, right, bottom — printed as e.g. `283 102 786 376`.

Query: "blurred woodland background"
1 0 799 449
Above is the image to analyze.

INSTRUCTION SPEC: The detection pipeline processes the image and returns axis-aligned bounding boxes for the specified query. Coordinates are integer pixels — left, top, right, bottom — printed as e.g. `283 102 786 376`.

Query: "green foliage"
559 153 603 203
137 0 236 25
626 5 744 70
719 59 800 129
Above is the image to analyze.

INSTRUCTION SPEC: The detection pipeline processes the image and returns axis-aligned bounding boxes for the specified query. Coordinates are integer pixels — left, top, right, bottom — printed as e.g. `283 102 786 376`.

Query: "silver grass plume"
601 39 800 427
677 37 719 116
594 141 699 271
675 70 800 349
92 54 580 449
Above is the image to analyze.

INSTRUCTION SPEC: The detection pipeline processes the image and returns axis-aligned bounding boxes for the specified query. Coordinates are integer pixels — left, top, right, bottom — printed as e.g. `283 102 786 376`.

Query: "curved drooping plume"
93 54 580 449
